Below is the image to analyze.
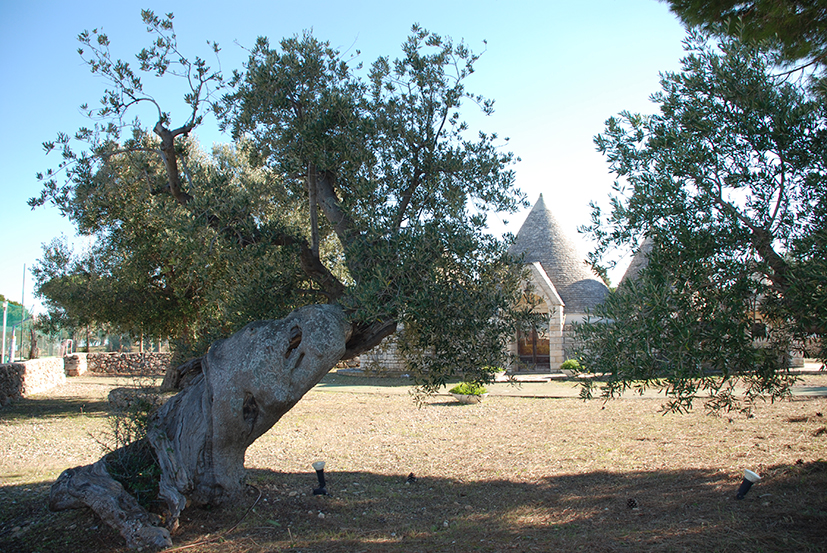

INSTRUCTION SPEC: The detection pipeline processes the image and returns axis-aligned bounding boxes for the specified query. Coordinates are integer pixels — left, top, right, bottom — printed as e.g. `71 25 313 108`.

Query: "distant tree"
664 0 827 94
0 296 34 360
31 238 100 351
577 31 826 413
0 296 30 329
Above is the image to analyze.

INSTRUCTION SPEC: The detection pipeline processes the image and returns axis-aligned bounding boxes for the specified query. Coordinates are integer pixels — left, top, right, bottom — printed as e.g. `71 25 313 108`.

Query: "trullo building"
507 194 609 371
358 194 610 375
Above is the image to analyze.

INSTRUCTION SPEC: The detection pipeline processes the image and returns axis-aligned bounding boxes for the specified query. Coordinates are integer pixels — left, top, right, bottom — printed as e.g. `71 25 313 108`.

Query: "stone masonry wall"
0 358 66 407
336 358 360 370
64 353 88 376
561 324 580 368
360 337 409 376
86 352 173 376
548 328 566 369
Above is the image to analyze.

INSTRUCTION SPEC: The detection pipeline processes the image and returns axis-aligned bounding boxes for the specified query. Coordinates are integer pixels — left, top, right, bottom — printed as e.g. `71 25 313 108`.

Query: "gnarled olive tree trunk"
49 304 351 550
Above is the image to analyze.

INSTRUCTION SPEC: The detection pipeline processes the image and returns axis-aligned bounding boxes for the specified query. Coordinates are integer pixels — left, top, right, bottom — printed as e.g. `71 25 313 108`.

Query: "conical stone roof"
509 194 608 313
619 236 654 286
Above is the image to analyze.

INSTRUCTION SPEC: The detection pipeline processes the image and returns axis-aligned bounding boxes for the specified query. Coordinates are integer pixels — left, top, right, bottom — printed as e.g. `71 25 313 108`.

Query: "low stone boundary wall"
64 352 173 376
86 352 173 376
0 358 66 407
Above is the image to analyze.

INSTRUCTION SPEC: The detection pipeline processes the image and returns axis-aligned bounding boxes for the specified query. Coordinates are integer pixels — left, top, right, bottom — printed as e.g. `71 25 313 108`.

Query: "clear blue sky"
0 0 687 312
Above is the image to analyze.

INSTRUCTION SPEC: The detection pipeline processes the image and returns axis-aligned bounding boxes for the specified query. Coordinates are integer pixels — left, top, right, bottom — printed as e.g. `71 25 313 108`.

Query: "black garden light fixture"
312 461 327 495
735 469 761 499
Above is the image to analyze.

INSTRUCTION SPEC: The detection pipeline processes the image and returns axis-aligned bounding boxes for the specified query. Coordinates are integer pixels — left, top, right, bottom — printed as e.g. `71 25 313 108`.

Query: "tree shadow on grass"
427 400 480 407
0 396 109 422
3 461 825 553
316 373 414 390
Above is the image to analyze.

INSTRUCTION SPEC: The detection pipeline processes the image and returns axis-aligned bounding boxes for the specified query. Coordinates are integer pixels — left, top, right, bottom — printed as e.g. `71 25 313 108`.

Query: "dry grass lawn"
1 373 826 552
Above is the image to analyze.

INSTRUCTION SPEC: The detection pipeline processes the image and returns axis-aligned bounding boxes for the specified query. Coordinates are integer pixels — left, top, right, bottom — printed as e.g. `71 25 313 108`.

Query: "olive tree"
37 12 529 548
576 31 826 413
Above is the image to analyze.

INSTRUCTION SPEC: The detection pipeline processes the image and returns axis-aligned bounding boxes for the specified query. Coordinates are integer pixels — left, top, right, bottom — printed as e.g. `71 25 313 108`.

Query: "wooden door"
517 328 550 370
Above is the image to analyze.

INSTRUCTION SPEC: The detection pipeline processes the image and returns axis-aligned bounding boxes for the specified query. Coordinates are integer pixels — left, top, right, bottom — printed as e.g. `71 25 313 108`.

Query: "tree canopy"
664 0 827 94
33 12 531 388
577 30 827 413
32 140 311 353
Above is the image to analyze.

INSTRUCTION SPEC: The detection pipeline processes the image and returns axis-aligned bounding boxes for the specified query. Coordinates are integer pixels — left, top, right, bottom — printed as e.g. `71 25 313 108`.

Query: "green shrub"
449 382 488 395
481 366 504 374
102 378 168 511
560 359 582 372
105 440 161 511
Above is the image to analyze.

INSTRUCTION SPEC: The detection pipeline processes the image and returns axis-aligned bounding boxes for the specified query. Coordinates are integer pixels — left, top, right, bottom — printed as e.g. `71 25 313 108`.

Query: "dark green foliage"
576 236 798 413
577 31 825 412
224 26 529 388
664 0 827 95
32 140 310 355
105 440 162 511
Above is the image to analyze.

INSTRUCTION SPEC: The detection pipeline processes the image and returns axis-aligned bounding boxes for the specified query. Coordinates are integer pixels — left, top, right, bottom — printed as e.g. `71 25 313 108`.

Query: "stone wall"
64 353 88 376
335 358 360 370
0 358 66 407
360 337 409 376
360 325 580 376
86 352 173 376
561 323 579 368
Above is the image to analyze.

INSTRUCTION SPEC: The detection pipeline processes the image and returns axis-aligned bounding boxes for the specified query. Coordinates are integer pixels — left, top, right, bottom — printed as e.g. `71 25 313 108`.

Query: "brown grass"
1 374 826 552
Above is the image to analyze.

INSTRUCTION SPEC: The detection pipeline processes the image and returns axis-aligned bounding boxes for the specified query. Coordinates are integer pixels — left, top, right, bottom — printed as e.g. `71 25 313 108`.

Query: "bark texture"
49 304 351 550
49 451 172 549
